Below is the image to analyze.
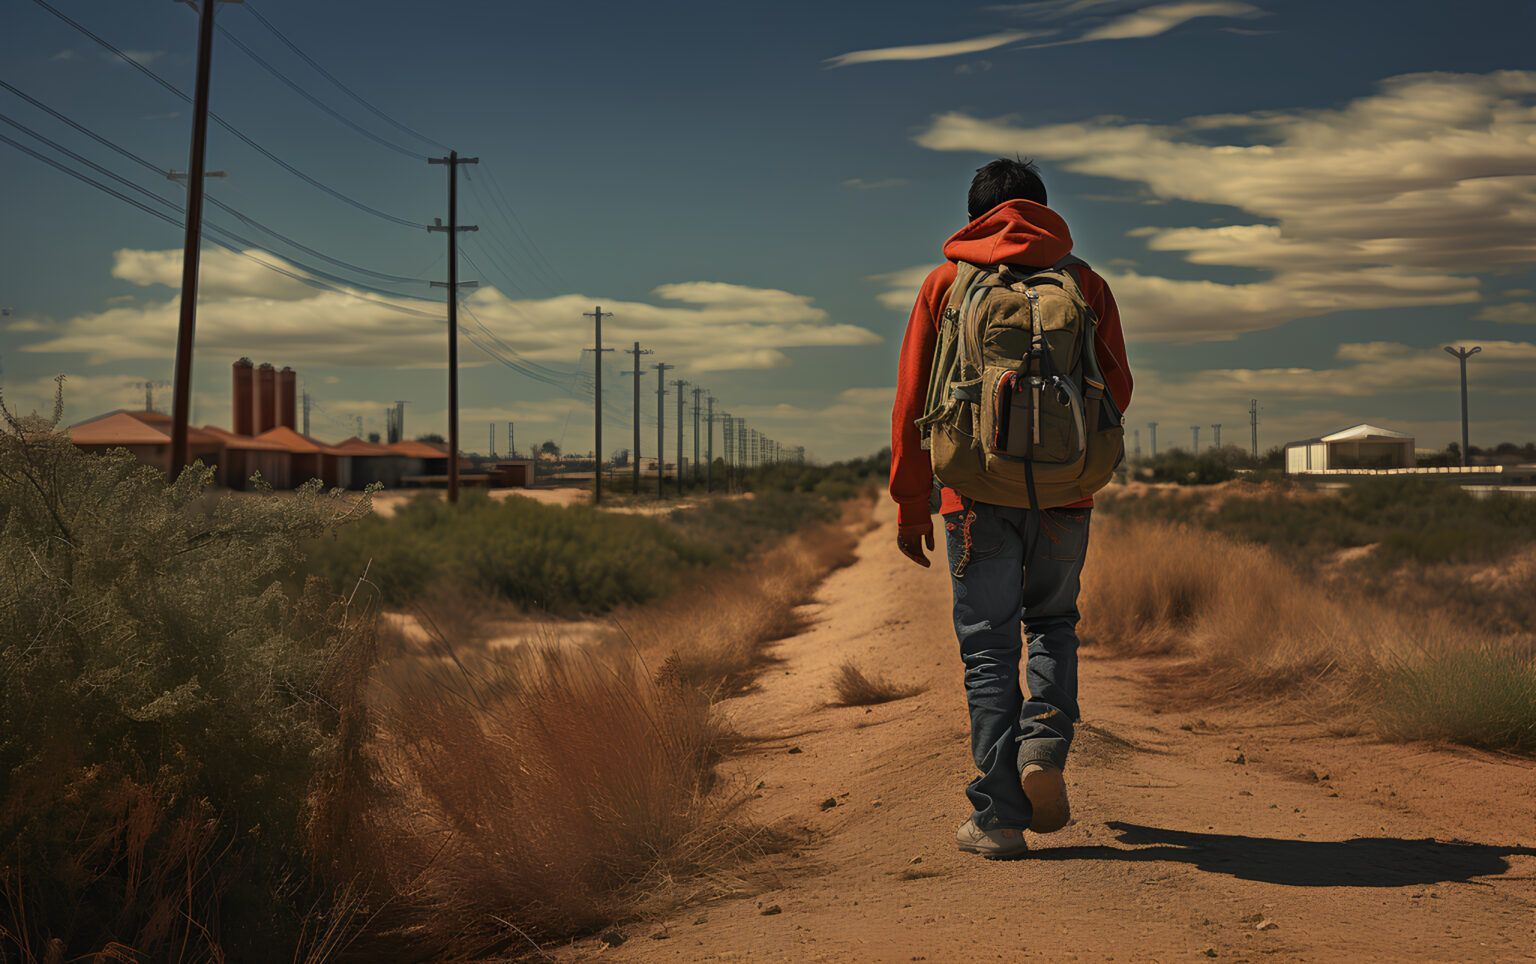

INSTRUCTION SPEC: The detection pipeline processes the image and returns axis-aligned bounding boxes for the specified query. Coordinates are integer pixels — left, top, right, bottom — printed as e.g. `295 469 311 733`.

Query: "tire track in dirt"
594 501 1536 962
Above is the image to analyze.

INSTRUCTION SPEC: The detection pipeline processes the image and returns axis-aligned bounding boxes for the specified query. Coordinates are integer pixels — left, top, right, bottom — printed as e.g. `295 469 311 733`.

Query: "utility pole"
1444 345 1482 466
1211 423 1222 449
622 341 652 494
737 418 747 472
705 396 716 493
653 362 673 498
673 378 688 496
584 306 615 504
691 386 703 485
1190 425 1201 454
489 422 496 458
1249 399 1260 459
427 150 479 503
168 0 236 479
302 391 311 436
355 415 363 438
1148 421 1159 459
507 421 514 458
720 411 733 492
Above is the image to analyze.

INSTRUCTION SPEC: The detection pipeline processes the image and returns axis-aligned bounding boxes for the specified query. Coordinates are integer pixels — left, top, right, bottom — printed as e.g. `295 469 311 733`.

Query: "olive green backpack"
915 256 1124 510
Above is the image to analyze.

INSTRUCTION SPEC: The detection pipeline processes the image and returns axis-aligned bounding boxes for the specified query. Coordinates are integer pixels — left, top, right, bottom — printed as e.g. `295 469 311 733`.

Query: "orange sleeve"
1079 268 1133 412
889 264 955 528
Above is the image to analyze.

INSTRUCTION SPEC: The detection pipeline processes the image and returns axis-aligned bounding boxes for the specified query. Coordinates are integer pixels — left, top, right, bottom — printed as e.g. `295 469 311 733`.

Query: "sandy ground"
366 485 737 518
589 500 1536 962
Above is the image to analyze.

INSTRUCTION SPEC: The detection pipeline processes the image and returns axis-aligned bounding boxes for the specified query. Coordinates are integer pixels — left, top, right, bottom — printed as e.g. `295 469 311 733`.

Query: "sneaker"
1021 763 1071 833
955 817 1028 859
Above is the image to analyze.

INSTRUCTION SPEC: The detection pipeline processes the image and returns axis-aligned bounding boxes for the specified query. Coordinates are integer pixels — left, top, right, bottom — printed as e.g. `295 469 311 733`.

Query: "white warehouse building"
1284 424 1416 475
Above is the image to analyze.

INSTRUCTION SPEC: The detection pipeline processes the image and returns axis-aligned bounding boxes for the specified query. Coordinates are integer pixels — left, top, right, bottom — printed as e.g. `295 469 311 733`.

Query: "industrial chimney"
278 367 297 430
232 358 254 435
256 363 277 433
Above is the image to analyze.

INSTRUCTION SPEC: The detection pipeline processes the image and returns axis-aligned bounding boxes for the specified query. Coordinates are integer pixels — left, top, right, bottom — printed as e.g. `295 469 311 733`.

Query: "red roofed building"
68 411 225 480
200 425 293 490
255 426 352 488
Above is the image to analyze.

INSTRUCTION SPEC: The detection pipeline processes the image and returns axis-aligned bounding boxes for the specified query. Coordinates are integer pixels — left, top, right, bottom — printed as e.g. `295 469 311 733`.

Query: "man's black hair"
968 157 1047 219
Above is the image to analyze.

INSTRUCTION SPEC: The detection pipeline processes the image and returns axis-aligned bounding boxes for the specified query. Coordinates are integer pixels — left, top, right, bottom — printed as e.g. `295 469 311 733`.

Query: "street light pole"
1444 345 1482 467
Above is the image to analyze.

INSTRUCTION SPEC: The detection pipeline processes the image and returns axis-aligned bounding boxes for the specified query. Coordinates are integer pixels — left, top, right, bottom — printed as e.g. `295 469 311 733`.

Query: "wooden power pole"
428 150 478 503
673 378 688 496
584 306 614 504
705 396 716 493
622 341 652 494
653 362 673 498
168 0 234 478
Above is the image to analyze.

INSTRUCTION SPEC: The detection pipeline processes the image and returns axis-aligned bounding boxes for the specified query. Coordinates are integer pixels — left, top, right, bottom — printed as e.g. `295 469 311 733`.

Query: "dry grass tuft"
617 510 864 697
346 501 869 955
1080 517 1536 751
830 660 924 707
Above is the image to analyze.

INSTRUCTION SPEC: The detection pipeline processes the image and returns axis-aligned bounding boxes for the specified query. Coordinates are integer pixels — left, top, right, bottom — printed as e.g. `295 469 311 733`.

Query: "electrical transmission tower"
673 378 688 496
488 422 496 457
507 421 515 458
1249 399 1259 459
427 150 479 503
584 306 614 504
621 342 652 494
1211 423 1222 449
1148 421 1158 458
720 411 734 491
1190 425 1201 453
705 396 716 493
653 362 673 498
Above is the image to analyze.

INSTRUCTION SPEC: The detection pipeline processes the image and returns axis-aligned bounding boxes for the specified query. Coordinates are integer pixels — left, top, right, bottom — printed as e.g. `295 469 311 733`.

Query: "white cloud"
914 71 1536 339
730 386 895 462
1074 1 1260 42
112 50 164 67
12 248 881 375
826 31 1038 68
1476 302 1536 324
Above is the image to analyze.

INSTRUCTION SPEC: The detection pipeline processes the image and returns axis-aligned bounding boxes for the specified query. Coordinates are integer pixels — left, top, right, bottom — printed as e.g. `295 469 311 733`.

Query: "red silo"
232 358 254 435
278 367 297 430
256 362 277 433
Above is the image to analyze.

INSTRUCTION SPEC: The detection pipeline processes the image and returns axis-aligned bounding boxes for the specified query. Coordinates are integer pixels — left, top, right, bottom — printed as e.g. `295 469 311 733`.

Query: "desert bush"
1129 445 1262 485
305 490 717 612
1374 647 1536 753
623 508 863 697
359 638 759 954
0 391 377 960
830 660 924 707
1080 516 1534 752
1105 477 1536 568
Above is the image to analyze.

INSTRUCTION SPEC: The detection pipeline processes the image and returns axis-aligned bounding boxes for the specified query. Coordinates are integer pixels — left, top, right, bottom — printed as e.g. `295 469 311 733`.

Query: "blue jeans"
944 501 1091 831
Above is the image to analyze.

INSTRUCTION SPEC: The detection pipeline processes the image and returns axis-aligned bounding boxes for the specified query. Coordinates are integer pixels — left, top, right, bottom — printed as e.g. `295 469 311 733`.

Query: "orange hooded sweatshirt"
889 199 1133 529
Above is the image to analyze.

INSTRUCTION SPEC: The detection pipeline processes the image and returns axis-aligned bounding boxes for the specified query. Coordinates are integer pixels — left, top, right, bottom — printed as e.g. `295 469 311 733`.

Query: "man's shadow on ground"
1030 822 1536 887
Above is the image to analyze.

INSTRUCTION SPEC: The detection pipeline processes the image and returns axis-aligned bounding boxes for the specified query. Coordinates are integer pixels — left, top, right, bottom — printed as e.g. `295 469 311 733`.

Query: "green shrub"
1105 477 1536 568
1374 648 1536 753
0 392 376 960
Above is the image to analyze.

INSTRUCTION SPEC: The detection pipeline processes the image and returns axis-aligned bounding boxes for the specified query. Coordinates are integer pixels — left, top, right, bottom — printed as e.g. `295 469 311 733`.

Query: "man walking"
889 158 1133 858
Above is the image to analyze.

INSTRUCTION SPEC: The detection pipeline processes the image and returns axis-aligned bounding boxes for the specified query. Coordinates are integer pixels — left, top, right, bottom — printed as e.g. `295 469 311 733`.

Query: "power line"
0 130 443 320
216 20 429 160
243 0 451 153
28 0 429 229
0 80 431 286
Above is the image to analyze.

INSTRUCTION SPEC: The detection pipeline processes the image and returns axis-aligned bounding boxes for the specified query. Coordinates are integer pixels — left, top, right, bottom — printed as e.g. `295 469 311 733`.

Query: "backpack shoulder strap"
1051 253 1090 283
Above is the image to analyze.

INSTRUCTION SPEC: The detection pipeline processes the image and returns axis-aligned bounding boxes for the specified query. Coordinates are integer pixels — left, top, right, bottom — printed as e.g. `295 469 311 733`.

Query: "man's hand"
897 521 935 568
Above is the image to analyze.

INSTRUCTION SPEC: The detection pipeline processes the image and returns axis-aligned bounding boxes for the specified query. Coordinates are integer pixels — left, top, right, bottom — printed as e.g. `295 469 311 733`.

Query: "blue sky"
2 0 1533 459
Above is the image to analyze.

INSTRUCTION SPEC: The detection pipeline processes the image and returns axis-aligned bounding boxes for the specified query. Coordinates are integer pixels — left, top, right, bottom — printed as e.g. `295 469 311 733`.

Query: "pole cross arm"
428 156 480 165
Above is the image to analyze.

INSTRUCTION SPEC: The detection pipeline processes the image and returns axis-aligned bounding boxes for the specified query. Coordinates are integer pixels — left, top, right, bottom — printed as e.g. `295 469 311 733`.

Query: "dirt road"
592 500 1536 962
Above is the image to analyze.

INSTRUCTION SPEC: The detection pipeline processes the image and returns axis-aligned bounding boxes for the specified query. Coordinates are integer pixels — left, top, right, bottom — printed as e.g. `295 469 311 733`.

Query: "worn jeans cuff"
1018 738 1069 772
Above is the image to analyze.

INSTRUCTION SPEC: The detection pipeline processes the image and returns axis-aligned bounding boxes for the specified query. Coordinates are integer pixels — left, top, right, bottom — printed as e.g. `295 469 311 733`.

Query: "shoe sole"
957 841 1029 860
1023 766 1071 834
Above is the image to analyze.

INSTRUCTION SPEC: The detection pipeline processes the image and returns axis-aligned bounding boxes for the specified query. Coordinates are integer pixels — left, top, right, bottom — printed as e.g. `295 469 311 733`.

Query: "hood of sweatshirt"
941 199 1074 267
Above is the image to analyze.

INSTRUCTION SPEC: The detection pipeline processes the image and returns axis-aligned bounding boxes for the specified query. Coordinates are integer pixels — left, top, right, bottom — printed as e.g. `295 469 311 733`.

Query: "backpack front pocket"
987 367 1086 465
